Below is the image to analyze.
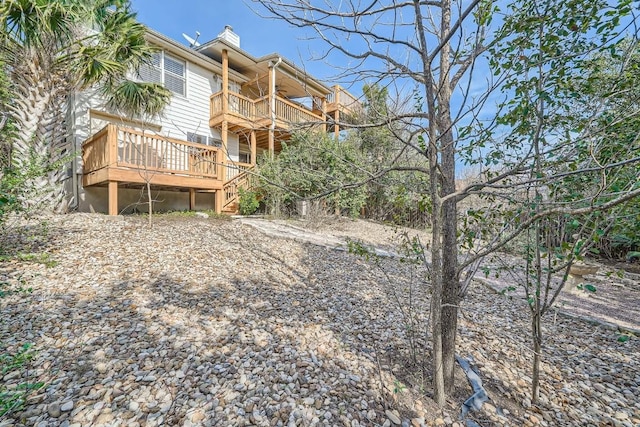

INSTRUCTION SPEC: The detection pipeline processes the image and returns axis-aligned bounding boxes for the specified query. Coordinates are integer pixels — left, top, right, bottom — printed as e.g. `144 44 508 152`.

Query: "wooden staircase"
221 168 253 214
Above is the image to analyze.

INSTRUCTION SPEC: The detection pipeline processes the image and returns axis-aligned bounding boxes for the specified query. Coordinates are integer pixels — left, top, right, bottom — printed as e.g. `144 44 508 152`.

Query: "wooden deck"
83 124 223 189
209 92 324 130
209 85 360 141
82 83 360 215
82 124 251 215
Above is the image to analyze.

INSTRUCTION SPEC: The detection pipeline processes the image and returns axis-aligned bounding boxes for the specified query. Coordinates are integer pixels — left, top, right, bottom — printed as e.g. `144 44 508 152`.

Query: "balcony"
82 124 223 191
82 124 257 215
209 91 324 132
325 85 360 116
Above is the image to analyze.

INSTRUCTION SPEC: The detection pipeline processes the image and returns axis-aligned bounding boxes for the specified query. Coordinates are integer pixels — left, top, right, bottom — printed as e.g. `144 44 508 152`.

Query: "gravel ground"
0 213 638 427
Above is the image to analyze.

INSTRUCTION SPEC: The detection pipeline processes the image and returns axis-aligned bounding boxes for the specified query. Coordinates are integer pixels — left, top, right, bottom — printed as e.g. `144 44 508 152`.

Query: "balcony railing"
275 97 321 124
83 124 220 180
210 91 323 128
326 85 360 112
225 161 253 181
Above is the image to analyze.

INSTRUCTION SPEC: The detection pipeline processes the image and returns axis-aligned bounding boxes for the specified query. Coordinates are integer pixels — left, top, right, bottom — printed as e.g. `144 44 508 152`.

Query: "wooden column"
221 49 229 182
215 189 224 214
221 121 228 181
250 130 257 165
108 181 118 216
222 49 229 114
268 62 275 155
321 97 327 133
334 86 341 138
107 124 118 166
189 188 196 210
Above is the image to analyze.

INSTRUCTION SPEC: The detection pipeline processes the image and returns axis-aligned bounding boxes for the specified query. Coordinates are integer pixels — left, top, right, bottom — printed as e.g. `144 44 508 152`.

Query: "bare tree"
250 0 640 407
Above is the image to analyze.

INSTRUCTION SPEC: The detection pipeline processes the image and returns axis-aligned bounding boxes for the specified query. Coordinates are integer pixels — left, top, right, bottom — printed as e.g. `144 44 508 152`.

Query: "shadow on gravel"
1 217 513 426
139 241 446 424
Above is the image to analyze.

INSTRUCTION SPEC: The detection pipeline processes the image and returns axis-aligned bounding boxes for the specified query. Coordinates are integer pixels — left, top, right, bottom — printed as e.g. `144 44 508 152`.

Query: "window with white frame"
187 132 222 147
138 51 186 96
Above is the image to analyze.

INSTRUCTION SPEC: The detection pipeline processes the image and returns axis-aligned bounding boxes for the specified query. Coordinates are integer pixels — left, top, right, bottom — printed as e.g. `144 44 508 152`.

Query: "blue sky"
131 1 340 84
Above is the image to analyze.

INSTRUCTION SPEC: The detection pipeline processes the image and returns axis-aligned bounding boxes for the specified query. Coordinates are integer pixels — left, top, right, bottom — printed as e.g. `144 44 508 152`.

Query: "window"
138 51 186 96
163 55 185 95
187 132 222 147
238 152 251 164
138 52 162 83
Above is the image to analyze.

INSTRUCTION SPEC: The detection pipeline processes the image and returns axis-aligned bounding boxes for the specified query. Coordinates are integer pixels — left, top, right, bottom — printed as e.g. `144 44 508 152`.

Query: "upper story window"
138 51 186 96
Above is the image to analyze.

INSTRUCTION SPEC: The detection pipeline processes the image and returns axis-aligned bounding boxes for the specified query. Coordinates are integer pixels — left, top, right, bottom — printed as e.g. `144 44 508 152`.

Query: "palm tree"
0 0 170 212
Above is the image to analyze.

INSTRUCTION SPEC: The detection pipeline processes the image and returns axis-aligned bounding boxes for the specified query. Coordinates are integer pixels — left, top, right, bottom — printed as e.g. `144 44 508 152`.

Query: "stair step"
222 202 239 214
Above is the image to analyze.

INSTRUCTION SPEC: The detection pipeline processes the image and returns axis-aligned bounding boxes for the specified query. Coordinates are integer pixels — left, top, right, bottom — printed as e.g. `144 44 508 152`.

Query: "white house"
70 25 359 215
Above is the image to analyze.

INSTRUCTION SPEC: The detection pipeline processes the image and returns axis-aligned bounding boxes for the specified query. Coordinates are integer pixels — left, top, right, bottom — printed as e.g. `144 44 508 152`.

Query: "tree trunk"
430 207 446 407
428 88 446 408
441 156 458 393
437 0 459 394
147 181 153 227
10 49 69 213
531 311 542 403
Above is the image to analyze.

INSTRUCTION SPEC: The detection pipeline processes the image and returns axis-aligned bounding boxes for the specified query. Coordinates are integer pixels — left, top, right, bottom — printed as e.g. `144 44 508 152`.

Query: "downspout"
268 57 282 155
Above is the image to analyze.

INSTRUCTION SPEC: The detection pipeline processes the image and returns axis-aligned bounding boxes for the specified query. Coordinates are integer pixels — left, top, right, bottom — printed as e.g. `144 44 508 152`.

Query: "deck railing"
275 97 321 124
210 92 223 118
211 91 259 120
327 85 360 110
226 161 253 181
82 124 220 179
210 91 323 126
254 95 270 121
82 126 111 173
231 93 256 118
223 166 253 210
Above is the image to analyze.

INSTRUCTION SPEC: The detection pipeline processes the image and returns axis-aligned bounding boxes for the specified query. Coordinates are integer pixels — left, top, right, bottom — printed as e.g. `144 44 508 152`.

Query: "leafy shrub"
256 131 368 217
238 188 260 215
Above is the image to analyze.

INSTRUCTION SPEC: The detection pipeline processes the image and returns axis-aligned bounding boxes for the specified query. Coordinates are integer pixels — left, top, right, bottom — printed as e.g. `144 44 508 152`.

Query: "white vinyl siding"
74 47 239 163
212 75 240 94
160 61 239 162
138 52 186 96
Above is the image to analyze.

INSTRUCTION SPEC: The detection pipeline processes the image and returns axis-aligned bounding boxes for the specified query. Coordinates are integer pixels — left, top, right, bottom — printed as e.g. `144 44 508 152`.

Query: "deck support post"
268 57 280 156
268 130 274 156
189 189 196 210
221 49 229 183
107 124 118 166
221 121 228 181
250 130 257 165
333 86 341 138
321 97 327 133
215 189 224 214
108 181 118 216
222 49 229 114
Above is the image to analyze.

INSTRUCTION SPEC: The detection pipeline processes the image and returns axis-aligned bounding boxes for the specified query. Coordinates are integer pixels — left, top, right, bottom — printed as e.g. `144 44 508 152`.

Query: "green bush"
238 188 260 215
256 131 368 217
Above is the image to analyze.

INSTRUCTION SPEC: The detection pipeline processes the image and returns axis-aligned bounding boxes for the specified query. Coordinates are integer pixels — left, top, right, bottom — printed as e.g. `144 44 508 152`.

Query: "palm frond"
105 80 171 118
0 0 81 49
